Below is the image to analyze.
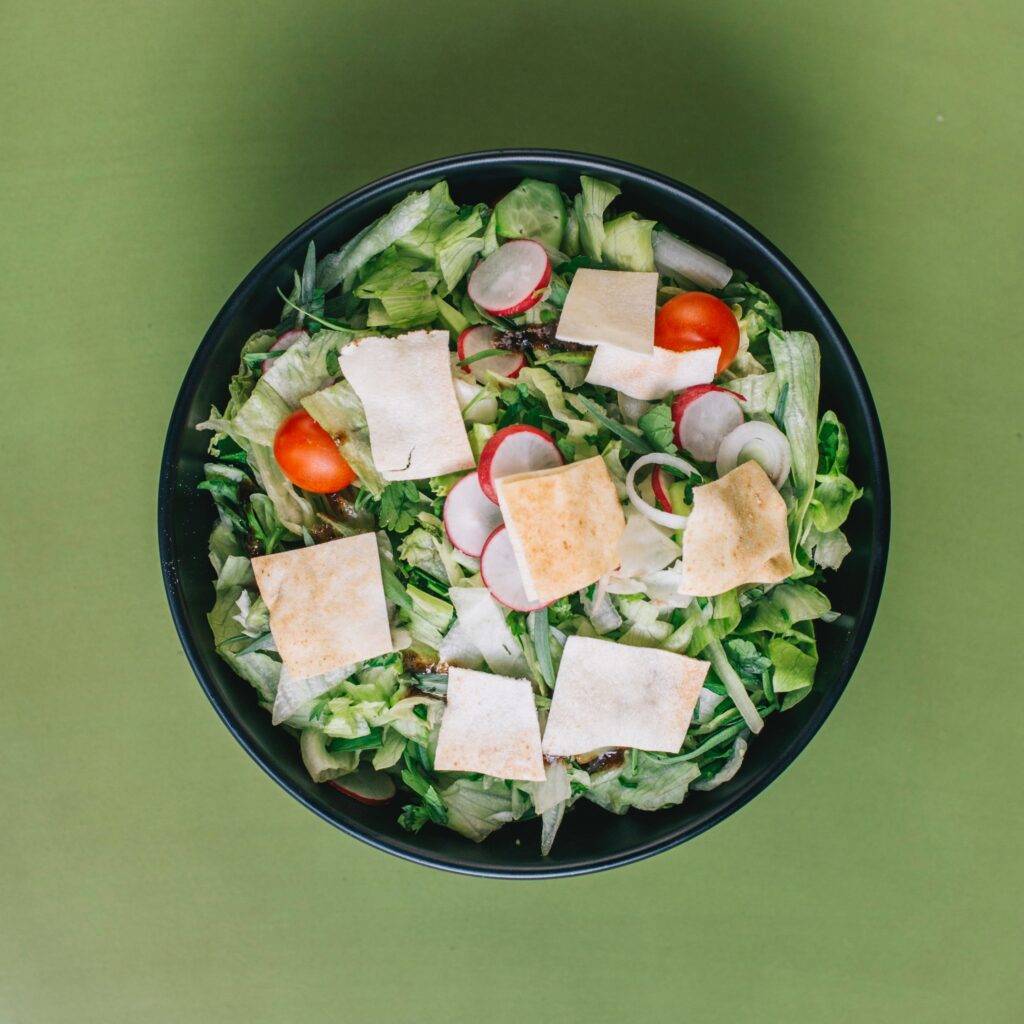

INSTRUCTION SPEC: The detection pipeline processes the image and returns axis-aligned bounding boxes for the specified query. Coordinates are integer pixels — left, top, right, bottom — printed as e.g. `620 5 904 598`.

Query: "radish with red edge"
672 384 745 462
443 472 504 557
477 425 563 504
467 239 551 316
457 324 525 382
480 525 548 612
651 467 673 512
262 328 308 374
328 769 396 805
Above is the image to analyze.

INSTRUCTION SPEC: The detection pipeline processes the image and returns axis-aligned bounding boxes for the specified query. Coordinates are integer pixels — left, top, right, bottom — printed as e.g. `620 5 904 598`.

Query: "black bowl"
159 150 889 878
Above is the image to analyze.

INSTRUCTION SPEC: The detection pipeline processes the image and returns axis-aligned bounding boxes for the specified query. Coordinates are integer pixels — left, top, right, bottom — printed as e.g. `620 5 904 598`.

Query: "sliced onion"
716 421 791 488
625 453 701 530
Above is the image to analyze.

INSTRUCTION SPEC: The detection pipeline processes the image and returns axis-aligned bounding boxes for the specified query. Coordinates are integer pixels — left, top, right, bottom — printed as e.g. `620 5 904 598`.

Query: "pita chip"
677 460 794 597
251 532 392 682
338 330 475 480
434 667 545 781
555 268 659 353
585 343 719 400
542 636 709 756
496 456 626 605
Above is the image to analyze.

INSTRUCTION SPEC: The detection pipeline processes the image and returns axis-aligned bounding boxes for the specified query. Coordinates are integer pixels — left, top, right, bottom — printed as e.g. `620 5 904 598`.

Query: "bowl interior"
160 151 888 877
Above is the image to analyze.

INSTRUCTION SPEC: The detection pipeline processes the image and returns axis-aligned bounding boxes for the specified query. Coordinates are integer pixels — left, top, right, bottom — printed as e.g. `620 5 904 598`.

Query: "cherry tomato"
273 410 355 493
654 292 740 373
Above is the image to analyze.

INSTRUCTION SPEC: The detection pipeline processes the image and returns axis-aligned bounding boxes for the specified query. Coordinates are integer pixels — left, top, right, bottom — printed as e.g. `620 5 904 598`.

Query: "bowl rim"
159 148 890 878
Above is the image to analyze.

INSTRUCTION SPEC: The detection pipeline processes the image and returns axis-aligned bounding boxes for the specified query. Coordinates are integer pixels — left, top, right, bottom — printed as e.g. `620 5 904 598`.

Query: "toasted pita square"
252 533 392 681
585 343 718 400
555 269 658 353
338 330 474 480
496 456 626 604
434 667 545 781
677 460 794 596
542 636 709 755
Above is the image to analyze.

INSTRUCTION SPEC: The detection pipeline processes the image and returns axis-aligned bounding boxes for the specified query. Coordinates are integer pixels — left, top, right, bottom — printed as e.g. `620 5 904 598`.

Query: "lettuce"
802 524 852 570
768 331 821 550
808 411 862 533
439 776 529 842
435 204 488 293
725 372 779 415
586 753 699 813
393 182 458 261
574 175 620 261
602 212 656 272
494 179 567 251
316 185 444 293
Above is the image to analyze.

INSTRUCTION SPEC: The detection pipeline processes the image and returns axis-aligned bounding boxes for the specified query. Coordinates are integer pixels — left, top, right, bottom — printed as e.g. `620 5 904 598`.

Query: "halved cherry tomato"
654 292 740 373
273 410 355 493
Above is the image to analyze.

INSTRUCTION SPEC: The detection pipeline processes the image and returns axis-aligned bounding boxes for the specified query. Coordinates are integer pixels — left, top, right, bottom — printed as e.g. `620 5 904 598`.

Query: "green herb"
377 481 422 533
528 607 555 692
328 728 383 752
573 395 652 454
637 403 677 452
458 348 507 367
276 287 352 334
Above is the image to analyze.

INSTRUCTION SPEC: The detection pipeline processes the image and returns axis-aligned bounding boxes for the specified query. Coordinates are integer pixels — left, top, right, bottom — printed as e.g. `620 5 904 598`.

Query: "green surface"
2 1 1021 1020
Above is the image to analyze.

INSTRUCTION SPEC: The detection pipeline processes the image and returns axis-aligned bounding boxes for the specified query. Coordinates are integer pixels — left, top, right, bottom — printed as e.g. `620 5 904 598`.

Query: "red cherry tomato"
654 292 740 373
273 410 355 493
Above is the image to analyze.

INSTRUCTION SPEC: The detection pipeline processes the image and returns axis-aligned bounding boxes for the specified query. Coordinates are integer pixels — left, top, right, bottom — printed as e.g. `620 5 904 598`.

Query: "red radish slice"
443 472 504 557
477 425 563 504
651 467 673 512
672 385 745 462
457 325 525 382
328 768 396 805
262 328 308 374
467 240 551 316
480 526 548 612
716 421 791 488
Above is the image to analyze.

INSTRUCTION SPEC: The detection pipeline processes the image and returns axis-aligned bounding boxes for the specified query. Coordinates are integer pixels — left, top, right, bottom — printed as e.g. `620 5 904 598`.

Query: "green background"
3 1 1021 1020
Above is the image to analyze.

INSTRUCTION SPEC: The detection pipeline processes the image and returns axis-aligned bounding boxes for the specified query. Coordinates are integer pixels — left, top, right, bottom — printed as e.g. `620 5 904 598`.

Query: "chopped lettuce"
574 175 620 261
601 212 656 272
494 179 567 251
768 331 821 550
587 753 700 813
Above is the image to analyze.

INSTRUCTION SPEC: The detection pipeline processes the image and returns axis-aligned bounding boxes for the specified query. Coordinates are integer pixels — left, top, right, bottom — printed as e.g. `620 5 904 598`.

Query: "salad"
198 175 861 853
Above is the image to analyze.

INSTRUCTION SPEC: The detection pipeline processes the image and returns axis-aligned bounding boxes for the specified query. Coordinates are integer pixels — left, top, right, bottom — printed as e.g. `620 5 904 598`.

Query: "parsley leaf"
637 403 678 453
377 481 422 533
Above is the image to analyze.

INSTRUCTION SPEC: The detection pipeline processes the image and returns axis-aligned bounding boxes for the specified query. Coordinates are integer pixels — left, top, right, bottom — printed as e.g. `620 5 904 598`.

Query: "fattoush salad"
198 176 861 852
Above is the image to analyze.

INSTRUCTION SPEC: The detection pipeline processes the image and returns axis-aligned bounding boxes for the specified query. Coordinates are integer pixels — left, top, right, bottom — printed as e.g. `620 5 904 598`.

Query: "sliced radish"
477 425 563 504
651 467 673 512
262 328 308 374
443 472 504 557
480 525 548 611
467 240 551 316
716 420 792 488
672 385 745 462
626 453 701 530
328 768 396 805
457 325 525 382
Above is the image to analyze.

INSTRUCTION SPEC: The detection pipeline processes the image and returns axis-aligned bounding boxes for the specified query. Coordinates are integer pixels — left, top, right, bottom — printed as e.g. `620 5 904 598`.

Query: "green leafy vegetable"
494 179 567 251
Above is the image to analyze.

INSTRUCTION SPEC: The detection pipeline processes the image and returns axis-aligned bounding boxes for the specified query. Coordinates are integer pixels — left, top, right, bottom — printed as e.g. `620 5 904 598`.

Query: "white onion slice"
716 421 791 488
625 453 701 530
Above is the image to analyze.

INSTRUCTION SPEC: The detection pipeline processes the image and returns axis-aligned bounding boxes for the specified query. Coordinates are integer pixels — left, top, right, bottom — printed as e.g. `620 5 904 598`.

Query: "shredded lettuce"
602 212 656 272
494 179 567 251
574 175 620 261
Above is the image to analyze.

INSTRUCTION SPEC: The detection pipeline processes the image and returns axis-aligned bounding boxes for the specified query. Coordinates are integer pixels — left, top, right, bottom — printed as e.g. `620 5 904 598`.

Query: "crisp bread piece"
434 667 545 781
338 330 475 480
495 456 626 605
585 343 719 400
251 532 392 682
542 635 709 756
677 460 794 596
555 269 658 353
